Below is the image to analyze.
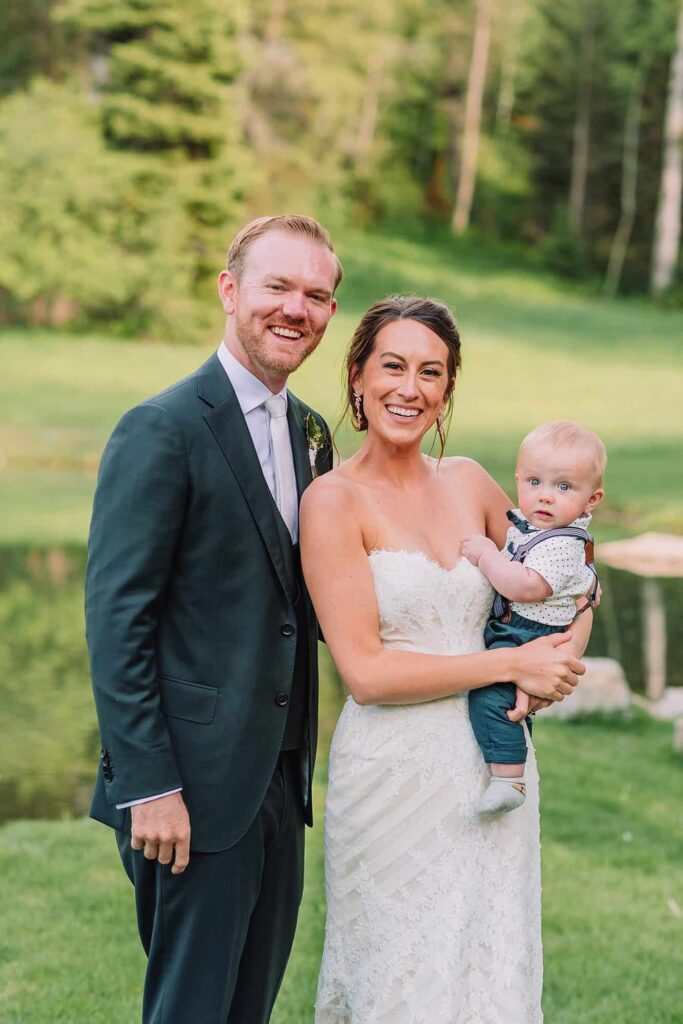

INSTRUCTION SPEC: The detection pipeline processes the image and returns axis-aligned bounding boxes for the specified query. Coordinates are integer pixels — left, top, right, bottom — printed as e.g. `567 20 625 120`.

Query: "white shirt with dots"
505 510 595 626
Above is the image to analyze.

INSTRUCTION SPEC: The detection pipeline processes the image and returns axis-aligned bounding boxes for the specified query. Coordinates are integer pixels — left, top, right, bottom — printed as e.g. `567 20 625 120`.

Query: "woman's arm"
300 477 584 706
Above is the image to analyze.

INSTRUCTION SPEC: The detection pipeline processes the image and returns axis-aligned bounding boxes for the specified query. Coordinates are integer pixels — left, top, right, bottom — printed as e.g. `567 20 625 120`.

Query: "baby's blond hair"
518 420 607 488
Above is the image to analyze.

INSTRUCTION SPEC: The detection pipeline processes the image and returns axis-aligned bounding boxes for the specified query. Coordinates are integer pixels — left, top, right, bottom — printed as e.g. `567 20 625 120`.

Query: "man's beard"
236 312 319 375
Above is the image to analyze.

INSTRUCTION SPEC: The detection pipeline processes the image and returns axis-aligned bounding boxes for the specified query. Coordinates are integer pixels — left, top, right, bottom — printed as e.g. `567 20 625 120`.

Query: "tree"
568 1 596 238
603 58 649 297
651 3 683 294
56 0 253 303
0 80 190 333
452 0 494 234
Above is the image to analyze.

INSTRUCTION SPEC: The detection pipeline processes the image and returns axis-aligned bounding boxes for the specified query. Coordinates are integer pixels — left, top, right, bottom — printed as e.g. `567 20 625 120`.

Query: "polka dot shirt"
504 510 596 625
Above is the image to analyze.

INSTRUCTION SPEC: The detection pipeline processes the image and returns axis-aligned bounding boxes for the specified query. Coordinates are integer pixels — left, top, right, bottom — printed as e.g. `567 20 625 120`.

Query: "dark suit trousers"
116 750 305 1024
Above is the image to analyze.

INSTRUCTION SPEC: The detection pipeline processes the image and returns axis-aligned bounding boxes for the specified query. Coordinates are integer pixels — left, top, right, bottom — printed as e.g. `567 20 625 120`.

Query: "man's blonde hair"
518 420 607 488
226 215 343 290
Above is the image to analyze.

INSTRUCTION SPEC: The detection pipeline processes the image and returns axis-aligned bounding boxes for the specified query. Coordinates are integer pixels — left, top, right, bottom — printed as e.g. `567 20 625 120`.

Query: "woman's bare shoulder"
300 465 359 519
437 455 495 483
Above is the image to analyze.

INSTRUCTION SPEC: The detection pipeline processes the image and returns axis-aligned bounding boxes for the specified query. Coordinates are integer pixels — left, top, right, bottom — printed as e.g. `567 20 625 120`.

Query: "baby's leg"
468 683 527 815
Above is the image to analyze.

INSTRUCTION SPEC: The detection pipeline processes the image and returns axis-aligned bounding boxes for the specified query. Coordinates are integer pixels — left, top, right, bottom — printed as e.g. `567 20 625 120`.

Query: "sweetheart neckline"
368 548 470 575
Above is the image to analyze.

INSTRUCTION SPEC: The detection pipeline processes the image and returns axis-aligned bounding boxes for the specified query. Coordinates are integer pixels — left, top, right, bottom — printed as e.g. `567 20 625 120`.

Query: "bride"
300 296 591 1024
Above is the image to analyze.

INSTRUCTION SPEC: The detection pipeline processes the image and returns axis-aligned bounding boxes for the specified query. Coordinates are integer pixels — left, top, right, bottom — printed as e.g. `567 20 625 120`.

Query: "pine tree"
55 0 254 330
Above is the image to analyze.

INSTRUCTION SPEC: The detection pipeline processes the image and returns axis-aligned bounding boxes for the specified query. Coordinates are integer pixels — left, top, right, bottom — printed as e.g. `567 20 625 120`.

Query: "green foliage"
0 79 201 337
0 0 73 96
0 0 679 321
514 0 680 286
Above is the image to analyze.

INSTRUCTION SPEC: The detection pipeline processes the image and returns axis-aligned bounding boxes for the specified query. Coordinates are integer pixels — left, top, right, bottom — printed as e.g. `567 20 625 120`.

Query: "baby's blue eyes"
528 478 572 491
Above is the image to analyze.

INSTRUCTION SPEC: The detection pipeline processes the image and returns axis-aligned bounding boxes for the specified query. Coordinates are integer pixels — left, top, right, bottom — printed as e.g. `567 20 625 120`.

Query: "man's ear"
330 297 338 318
218 270 237 315
585 488 604 513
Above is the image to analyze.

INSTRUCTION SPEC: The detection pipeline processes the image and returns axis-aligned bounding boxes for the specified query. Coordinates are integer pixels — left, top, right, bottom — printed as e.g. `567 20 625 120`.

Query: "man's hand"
507 688 552 723
461 534 499 566
131 792 191 875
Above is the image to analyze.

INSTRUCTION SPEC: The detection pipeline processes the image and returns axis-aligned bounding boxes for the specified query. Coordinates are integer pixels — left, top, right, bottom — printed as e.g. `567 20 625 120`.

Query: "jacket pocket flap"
159 676 218 724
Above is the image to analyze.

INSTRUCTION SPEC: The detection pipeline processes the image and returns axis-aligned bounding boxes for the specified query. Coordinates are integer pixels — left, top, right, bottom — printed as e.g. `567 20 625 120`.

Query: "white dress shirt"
116 342 298 810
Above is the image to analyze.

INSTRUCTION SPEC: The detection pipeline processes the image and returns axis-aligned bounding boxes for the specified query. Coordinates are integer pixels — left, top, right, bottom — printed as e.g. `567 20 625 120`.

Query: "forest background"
2 0 683 337
1 1 683 1021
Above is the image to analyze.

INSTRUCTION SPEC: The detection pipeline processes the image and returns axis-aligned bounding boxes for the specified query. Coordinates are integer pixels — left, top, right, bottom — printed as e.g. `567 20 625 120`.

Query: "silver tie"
264 395 297 541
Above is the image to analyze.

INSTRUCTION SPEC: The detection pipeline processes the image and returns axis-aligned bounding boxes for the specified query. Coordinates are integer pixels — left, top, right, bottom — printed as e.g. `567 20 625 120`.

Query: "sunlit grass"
1 710 680 1024
2 229 681 543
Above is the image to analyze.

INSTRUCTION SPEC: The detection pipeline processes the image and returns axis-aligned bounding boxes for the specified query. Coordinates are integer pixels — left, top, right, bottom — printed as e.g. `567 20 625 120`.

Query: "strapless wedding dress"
315 551 543 1024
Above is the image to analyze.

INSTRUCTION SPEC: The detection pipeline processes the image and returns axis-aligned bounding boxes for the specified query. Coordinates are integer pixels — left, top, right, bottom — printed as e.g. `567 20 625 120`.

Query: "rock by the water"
543 657 632 719
650 687 683 721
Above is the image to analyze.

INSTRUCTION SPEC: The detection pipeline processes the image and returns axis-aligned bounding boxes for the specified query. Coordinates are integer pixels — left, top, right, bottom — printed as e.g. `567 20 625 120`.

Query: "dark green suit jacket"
85 353 331 852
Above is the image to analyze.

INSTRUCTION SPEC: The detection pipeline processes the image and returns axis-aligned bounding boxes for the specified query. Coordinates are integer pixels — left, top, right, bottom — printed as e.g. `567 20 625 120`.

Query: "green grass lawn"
2 228 682 543
1 709 681 1024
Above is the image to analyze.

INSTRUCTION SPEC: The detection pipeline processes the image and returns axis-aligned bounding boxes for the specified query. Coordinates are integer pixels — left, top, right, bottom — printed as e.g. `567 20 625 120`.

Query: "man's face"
218 230 338 389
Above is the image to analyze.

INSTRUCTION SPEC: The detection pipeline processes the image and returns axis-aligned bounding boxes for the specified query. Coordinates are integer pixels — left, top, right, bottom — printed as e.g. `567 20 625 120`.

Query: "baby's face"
516 441 604 530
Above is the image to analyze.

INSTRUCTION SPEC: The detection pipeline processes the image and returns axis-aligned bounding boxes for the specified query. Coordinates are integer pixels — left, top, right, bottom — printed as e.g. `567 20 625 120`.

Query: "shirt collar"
217 342 288 415
507 508 593 532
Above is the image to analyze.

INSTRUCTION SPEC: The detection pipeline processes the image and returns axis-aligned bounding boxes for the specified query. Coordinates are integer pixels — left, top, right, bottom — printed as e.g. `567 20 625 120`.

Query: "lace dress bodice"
369 549 494 654
315 550 544 1024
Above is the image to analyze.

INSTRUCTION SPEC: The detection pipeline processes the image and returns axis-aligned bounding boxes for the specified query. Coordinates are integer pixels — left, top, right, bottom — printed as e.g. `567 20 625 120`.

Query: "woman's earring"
353 390 363 429
436 405 446 447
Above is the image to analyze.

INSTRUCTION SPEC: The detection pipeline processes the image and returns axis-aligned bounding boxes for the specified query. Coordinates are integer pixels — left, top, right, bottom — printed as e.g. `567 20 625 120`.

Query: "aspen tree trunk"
604 60 648 297
265 0 287 42
355 57 383 174
650 4 683 295
495 0 525 132
568 3 595 237
452 0 493 234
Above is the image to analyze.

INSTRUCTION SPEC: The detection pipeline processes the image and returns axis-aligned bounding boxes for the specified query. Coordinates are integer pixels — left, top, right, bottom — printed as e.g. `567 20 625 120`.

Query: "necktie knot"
265 394 287 419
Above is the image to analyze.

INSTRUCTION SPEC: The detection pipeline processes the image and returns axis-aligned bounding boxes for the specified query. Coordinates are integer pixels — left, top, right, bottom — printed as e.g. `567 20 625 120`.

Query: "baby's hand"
460 534 498 566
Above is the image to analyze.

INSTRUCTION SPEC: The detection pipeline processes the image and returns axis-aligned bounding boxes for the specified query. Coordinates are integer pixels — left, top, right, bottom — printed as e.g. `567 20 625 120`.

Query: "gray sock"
476 775 526 817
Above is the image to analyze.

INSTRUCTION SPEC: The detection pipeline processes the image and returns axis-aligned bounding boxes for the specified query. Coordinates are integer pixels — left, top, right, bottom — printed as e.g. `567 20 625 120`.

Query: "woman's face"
354 319 453 446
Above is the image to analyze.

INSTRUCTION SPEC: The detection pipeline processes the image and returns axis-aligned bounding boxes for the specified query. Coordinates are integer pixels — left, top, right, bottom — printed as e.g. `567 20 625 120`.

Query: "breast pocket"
159 675 218 724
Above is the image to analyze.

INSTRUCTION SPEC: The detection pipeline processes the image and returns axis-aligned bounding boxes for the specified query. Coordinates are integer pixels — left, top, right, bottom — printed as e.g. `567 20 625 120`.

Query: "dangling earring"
353 390 364 429
436 404 447 449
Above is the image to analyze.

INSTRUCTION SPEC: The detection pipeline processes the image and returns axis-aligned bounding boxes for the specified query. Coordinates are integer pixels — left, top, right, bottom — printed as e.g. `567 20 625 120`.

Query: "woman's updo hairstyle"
343 295 461 456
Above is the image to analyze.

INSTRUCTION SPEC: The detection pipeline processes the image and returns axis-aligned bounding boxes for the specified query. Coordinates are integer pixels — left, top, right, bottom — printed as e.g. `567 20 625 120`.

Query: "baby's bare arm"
461 535 552 603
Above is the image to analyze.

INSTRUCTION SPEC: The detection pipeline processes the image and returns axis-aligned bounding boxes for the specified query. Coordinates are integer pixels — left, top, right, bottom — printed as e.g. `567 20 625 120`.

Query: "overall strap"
491 526 598 621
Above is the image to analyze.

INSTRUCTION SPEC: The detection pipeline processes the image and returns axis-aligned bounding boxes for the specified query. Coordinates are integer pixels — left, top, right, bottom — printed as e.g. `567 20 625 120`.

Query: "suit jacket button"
275 692 289 707
280 624 295 637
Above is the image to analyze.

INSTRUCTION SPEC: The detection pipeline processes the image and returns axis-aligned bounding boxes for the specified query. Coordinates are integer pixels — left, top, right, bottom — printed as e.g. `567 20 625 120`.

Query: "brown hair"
343 295 461 456
226 214 343 290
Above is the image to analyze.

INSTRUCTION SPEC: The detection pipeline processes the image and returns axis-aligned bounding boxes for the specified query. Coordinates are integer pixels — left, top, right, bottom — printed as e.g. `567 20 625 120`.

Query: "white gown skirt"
315 695 543 1024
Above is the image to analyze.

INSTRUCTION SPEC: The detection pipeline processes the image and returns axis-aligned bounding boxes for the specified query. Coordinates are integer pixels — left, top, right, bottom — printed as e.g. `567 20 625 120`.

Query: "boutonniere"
305 413 325 479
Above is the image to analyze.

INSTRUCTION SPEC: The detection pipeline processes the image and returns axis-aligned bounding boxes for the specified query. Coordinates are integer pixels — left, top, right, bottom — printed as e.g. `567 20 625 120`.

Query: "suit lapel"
198 355 295 603
287 394 314 500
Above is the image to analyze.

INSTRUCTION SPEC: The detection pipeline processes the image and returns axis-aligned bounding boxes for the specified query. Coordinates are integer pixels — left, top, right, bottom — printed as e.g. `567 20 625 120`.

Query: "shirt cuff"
116 788 182 810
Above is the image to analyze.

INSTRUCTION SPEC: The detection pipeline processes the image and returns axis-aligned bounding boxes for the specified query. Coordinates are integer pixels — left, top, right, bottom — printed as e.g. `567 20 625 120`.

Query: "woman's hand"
510 632 585 702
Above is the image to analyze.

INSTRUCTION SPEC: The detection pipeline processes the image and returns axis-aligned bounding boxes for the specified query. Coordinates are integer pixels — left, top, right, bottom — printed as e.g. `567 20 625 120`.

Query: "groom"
85 215 342 1022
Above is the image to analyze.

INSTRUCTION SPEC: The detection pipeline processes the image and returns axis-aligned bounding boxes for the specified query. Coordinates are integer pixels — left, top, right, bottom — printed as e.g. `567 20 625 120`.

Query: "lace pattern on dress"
316 551 543 1024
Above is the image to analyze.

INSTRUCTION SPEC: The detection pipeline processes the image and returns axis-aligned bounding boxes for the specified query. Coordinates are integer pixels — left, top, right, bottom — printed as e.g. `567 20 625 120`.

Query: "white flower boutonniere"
305 413 325 479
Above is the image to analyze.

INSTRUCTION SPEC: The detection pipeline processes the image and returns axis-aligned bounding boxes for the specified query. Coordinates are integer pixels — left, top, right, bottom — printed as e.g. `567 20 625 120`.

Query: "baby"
461 420 606 816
